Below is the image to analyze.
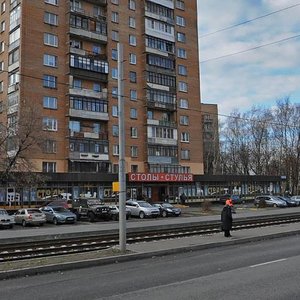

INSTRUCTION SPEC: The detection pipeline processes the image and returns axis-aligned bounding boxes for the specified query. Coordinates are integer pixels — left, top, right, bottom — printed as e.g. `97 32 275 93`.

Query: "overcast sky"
197 0 300 115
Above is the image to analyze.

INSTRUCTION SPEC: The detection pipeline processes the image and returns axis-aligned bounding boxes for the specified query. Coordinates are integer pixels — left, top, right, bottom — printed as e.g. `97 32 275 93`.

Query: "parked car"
277 196 297 207
47 200 71 209
0 208 15 229
14 208 46 227
153 203 181 217
40 206 77 225
126 200 160 219
109 205 131 221
219 194 242 205
291 195 300 206
254 195 287 208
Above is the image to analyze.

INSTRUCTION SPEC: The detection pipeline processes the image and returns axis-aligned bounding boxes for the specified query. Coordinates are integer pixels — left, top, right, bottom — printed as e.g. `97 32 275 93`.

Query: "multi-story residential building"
0 0 203 202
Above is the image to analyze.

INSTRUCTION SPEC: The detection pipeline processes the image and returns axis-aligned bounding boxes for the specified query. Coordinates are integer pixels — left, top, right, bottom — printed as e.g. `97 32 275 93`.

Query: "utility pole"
117 43 126 252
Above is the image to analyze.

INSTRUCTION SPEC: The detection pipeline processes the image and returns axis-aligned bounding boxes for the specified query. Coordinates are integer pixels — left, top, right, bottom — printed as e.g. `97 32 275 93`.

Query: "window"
131 165 138 173
43 75 57 88
112 30 119 41
112 49 118 60
44 12 58 25
44 33 58 47
178 81 188 92
112 87 118 98
129 71 137 83
181 132 189 142
179 98 188 108
130 127 137 138
112 105 118 117
70 39 82 49
8 72 19 86
112 125 119 136
73 79 82 89
177 32 186 42
1 2 5 13
180 115 189 125
130 89 137 100
111 11 119 23
43 140 57 153
129 53 136 64
129 17 136 28
178 65 187 76
181 149 190 160
69 120 80 132
1 21 5 32
93 82 101 92
111 0 119 4
43 117 58 131
176 16 186 27
177 48 187 59
147 110 153 119
176 0 185 10
42 162 56 173
43 96 57 109
0 41 4 52
113 145 119 156
45 0 58 5
0 61 3 71
129 35 137 46
111 68 118 79
131 146 138 157
0 81 3 93
9 27 20 46
43 54 57 67
130 108 137 119
92 45 101 54
129 0 136 10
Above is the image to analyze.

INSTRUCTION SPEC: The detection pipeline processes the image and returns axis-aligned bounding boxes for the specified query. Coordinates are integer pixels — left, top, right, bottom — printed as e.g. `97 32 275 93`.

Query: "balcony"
69 87 108 100
69 108 109 121
69 152 109 161
69 27 107 43
147 0 174 9
147 100 176 111
147 137 177 146
148 156 178 164
147 119 176 128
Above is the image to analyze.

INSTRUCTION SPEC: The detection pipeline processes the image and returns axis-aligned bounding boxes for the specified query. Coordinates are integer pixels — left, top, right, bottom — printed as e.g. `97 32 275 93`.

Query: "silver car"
40 206 77 225
14 208 46 227
291 195 300 206
0 208 15 228
254 195 287 208
126 200 160 219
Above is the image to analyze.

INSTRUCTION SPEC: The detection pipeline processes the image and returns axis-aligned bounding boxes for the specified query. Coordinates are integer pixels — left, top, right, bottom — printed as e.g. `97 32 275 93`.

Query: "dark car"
153 203 181 217
277 196 297 207
219 194 242 205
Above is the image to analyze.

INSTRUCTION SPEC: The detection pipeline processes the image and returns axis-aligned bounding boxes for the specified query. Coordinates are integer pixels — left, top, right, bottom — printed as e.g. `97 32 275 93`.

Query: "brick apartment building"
0 0 204 202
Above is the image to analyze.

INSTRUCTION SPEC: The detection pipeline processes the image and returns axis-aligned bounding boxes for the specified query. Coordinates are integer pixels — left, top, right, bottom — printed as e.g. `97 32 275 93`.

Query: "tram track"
1 212 300 262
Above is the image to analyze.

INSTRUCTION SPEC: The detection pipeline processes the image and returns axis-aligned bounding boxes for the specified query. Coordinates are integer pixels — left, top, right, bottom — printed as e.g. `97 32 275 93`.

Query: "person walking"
221 199 234 237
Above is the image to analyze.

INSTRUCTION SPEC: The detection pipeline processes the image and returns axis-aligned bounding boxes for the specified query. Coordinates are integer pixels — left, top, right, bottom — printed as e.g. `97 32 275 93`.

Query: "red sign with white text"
128 173 194 182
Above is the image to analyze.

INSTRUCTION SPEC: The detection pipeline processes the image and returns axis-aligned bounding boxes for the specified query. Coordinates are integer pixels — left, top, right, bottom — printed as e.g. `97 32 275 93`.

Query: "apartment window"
0 41 4 52
111 11 119 23
42 162 56 173
129 35 137 46
73 79 82 89
177 32 186 43
70 39 82 49
129 53 136 64
113 145 119 156
69 120 80 132
181 132 189 142
92 45 101 54
130 108 137 119
129 0 136 10
112 125 119 136
1 21 5 32
176 0 185 10
130 89 137 100
0 81 3 93
0 61 3 71
177 48 187 59
112 105 118 117
8 72 19 86
112 87 118 98
130 127 138 138
129 17 136 28
45 0 58 5
131 165 138 173
1 2 5 13
129 71 137 83
181 149 190 160
43 96 57 109
44 12 58 25
93 83 101 92
147 110 153 119
131 146 138 157
178 81 188 92
176 16 186 27
180 115 189 125
111 0 119 4
112 30 119 41
112 49 117 60
43 140 57 153
43 117 58 131
178 65 187 76
111 68 118 79
179 98 189 108
43 75 57 88
43 54 57 67
44 33 58 47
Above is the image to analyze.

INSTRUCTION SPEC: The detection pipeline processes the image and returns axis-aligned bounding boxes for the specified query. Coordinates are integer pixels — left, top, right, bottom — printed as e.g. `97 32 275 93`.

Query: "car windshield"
87 200 103 206
28 209 41 214
138 201 152 208
53 207 68 212
162 203 173 208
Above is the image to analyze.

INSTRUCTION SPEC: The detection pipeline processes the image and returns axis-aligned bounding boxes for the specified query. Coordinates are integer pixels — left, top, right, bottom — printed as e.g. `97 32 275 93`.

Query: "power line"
199 3 300 38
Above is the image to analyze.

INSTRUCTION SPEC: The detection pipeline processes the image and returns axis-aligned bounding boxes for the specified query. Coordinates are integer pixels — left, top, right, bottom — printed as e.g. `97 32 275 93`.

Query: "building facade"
0 0 203 201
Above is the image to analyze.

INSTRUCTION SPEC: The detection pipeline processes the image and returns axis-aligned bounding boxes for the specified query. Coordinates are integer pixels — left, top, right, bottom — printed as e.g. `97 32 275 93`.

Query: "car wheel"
22 220 26 227
126 215 130 220
112 214 118 221
139 211 145 219
88 212 96 222
40 223 44 226
273 203 278 208
162 210 167 217
53 217 58 225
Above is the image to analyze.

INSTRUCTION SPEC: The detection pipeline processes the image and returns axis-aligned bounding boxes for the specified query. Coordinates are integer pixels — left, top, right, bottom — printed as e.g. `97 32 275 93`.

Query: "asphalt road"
1 234 300 300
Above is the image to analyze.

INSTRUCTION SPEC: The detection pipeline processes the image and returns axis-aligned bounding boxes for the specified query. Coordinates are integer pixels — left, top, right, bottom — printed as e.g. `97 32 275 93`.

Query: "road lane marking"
250 258 287 268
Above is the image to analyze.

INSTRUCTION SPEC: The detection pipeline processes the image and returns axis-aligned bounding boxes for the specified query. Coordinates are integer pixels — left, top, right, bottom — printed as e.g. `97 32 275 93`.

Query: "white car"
291 195 300 206
0 208 15 228
14 208 46 227
126 200 160 219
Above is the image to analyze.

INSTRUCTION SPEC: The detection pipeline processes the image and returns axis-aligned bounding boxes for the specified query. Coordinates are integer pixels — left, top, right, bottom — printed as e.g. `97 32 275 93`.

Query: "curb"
1 229 300 280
